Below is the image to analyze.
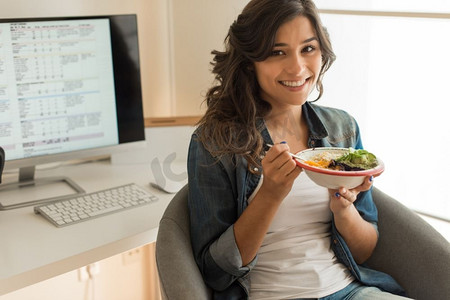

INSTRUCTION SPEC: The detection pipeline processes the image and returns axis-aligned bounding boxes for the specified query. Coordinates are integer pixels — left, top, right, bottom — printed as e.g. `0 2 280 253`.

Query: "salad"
305 148 378 171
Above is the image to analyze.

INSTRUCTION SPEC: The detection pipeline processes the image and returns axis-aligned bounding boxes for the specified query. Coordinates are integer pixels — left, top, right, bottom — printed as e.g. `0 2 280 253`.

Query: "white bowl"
294 147 384 189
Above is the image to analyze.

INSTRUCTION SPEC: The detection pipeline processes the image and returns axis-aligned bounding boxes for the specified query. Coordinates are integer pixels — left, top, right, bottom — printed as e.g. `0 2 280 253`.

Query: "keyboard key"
34 183 158 227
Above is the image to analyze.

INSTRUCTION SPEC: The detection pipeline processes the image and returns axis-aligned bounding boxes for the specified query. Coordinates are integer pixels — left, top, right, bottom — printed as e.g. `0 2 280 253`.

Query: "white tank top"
248 172 354 299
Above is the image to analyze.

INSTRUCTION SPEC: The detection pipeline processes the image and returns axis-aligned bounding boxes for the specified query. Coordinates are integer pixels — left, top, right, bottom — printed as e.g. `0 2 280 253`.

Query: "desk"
0 159 174 296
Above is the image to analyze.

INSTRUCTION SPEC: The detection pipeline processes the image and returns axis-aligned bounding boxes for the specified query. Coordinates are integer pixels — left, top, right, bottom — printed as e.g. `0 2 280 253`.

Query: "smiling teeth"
281 80 305 87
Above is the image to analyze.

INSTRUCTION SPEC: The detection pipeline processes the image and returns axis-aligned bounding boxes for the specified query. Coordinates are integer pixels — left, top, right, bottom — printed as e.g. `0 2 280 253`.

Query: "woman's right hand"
259 143 302 202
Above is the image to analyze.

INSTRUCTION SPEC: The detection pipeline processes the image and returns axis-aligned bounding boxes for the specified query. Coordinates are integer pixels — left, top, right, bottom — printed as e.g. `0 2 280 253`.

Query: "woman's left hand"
329 176 373 217
329 175 377 263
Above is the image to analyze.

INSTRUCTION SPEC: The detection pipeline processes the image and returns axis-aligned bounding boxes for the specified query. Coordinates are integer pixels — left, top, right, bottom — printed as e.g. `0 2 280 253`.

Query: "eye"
271 49 285 56
302 45 316 53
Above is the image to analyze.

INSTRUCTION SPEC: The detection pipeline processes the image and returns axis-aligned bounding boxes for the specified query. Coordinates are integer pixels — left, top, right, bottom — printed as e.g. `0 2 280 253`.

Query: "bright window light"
317 13 450 221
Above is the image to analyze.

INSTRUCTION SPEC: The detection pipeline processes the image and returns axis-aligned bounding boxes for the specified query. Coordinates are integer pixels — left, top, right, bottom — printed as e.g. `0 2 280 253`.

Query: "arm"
188 138 300 290
327 117 378 264
234 143 302 265
187 134 243 291
330 177 378 264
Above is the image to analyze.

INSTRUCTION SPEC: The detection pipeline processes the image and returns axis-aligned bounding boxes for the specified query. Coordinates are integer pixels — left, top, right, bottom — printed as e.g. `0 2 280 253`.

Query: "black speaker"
0 146 4 183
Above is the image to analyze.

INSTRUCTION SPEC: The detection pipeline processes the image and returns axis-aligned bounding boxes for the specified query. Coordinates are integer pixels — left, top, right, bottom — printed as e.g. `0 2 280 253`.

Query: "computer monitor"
0 14 146 209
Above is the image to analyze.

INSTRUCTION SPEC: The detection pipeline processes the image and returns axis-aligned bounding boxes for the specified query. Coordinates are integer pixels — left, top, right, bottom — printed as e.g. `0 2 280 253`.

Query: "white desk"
0 159 175 296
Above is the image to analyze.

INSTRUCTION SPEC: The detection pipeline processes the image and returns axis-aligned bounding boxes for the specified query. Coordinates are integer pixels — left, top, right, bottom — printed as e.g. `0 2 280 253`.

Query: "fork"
266 144 304 161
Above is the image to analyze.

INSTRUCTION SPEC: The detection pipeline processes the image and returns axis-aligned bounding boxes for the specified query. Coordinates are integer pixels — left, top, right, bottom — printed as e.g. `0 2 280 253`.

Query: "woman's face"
254 15 322 110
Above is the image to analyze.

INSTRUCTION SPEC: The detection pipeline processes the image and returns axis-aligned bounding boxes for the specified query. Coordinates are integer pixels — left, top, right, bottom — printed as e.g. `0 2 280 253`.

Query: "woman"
188 0 409 299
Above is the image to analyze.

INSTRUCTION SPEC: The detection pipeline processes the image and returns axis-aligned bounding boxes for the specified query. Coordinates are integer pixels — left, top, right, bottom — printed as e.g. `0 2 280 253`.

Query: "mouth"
279 78 310 88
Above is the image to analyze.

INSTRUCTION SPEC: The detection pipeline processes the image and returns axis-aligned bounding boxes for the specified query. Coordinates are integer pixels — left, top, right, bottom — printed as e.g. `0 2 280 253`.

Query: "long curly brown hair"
197 0 336 170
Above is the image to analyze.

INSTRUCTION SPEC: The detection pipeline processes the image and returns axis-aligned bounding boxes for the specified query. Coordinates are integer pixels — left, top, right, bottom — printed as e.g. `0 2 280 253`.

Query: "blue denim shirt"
188 102 405 299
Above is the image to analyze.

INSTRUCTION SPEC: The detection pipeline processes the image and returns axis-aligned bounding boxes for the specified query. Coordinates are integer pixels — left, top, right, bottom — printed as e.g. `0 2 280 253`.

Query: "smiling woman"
187 0 414 299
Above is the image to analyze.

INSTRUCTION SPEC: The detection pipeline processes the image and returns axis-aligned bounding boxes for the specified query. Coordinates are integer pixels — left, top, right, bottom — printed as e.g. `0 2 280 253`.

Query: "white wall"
169 0 247 115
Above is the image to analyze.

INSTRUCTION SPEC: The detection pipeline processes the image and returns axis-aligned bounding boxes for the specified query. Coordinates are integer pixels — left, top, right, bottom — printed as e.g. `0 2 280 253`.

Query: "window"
313 6 450 221
314 0 450 13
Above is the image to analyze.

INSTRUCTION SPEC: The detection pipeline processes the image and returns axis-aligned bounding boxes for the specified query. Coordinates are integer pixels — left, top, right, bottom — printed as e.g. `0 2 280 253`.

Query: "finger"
352 175 373 193
264 143 297 172
337 187 357 203
264 143 290 163
279 155 301 175
330 189 353 208
287 163 302 178
264 153 293 175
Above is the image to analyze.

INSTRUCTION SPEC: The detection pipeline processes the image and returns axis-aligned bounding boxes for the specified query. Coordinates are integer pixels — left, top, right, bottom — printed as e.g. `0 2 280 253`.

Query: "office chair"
156 184 212 299
156 185 450 300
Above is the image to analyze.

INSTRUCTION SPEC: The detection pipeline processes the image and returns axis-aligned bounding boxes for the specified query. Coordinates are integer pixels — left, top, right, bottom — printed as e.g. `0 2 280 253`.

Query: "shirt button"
253 167 259 172
333 239 338 244
311 141 315 146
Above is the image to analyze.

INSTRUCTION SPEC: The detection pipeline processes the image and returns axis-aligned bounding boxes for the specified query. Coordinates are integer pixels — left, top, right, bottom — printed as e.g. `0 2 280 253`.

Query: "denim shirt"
187 102 405 299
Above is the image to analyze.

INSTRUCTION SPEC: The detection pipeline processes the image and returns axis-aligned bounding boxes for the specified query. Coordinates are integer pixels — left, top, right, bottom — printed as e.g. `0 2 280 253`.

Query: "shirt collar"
302 101 329 140
257 118 273 147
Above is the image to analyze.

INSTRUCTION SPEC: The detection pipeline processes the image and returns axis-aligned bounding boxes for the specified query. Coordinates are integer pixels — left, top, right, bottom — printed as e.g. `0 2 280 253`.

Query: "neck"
265 106 309 152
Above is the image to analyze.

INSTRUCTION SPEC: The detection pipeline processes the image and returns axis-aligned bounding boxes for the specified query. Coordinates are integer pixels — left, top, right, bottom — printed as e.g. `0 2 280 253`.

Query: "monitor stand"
0 166 85 210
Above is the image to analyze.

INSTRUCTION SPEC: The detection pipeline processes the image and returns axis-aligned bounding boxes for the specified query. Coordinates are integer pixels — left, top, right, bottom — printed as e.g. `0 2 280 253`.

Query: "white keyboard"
34 183 158 227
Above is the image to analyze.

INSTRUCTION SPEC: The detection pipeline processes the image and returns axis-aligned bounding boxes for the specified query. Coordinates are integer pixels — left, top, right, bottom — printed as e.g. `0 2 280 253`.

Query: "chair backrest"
156 185 450 300
367 187 450 300
156 185 212 300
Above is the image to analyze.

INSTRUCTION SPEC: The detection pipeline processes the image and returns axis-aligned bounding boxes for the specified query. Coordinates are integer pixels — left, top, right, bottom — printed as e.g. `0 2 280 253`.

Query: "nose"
285 53 305 75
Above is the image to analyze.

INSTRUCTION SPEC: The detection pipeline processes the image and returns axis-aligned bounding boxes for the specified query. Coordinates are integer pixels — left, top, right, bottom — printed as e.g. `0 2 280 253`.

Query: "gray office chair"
156 184 212 299
156 185 450 300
